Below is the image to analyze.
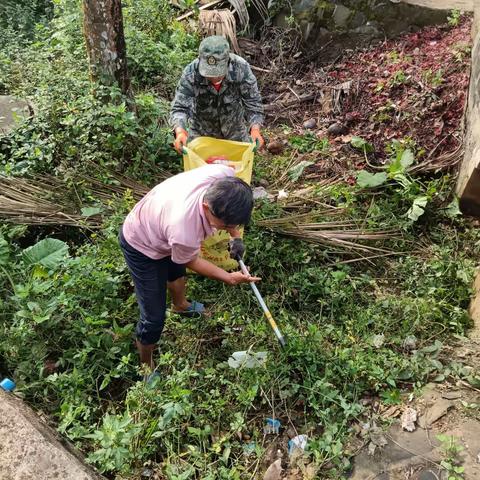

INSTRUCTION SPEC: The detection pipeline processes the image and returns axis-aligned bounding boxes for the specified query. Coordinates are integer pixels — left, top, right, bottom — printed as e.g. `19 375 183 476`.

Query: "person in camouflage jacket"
170 35 264 153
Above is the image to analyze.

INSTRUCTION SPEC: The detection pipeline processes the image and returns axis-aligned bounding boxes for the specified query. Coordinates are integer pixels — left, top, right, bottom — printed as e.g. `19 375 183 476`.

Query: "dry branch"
0 168 158 228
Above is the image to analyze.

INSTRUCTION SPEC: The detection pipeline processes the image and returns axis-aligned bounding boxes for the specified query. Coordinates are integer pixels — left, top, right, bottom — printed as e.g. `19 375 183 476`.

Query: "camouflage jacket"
169 54 264 142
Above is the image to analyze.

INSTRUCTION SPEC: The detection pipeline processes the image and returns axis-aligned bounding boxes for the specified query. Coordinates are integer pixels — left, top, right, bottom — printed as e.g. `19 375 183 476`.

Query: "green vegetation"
437 434 465 480
0 2 479 479
447 9 462 27
289 132 329 153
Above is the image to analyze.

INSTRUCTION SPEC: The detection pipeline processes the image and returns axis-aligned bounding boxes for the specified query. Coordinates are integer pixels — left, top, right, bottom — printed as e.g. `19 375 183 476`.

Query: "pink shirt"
122 164 234 264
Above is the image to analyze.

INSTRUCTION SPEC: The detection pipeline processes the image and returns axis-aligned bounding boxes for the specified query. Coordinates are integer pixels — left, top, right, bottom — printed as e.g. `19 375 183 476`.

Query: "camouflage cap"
198 36 230 77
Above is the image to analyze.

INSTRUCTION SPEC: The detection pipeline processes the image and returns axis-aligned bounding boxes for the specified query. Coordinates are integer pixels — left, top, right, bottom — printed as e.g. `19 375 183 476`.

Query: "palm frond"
199 10 241 53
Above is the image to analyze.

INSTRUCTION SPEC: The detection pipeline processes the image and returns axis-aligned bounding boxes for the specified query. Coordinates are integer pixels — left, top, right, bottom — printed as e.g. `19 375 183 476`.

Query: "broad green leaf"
356 170 387 188
430 359 443 370
392 172 412 188
388 148 414 175
465 374 480 388
99 375 111 391
407 196 428 221
0 235 9 265
81 206 104 217
445 197 461 218
22 238 69 269
288 160 314 182
400 149 414 169
419 340 442 354
351 136 374 153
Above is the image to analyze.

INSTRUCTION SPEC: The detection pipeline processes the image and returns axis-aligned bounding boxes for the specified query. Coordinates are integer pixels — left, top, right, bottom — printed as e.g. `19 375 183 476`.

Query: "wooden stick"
250 65 271 73
264 93 316 112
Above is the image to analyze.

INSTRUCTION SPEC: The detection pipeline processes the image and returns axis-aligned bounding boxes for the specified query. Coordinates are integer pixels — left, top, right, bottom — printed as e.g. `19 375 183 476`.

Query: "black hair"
204 177 253 226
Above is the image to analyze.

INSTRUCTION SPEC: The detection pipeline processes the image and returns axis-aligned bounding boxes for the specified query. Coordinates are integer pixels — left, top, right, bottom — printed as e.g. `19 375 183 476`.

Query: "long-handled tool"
238 259 286 348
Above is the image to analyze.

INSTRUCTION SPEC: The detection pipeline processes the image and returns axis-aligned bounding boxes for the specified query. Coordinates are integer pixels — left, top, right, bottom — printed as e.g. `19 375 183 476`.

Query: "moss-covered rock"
272 0 450 56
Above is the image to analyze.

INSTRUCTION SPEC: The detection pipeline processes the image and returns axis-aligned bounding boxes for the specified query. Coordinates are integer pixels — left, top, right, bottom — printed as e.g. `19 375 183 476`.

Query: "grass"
1 158 478 478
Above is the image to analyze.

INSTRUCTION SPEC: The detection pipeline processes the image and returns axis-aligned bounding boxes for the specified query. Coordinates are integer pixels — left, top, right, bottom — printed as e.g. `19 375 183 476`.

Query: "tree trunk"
82 0 131 98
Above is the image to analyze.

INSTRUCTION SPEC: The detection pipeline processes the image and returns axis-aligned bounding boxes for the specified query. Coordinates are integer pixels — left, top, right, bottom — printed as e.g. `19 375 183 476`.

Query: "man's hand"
250 125 264 151
228 238 245 260
228 271 261 285
174 127 188 154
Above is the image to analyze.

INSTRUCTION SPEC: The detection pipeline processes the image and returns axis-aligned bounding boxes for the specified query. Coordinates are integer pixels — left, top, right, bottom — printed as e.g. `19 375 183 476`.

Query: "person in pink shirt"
119 164 259 376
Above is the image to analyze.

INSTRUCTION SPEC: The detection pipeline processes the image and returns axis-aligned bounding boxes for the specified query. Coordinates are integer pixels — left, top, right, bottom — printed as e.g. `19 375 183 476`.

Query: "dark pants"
119 228 186 345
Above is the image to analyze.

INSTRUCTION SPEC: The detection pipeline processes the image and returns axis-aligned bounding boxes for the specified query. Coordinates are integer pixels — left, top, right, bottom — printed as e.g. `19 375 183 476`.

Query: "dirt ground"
348 338 480 480
257 338 480 480
248 16 473 166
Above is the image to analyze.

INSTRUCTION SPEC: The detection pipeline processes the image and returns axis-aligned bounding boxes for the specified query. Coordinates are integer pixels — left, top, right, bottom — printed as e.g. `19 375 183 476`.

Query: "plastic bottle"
0 378 16 392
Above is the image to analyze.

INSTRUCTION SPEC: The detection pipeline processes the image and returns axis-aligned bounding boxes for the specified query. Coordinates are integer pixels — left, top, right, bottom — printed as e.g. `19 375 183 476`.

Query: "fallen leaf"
401 407 417 432
434 119 444 136
418 399 453 428
263 459 282 480
381 405 401 418
228 351 267 369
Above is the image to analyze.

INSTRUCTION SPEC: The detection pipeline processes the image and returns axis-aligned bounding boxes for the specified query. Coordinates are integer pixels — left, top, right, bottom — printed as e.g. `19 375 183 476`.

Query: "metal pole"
238 259 286 347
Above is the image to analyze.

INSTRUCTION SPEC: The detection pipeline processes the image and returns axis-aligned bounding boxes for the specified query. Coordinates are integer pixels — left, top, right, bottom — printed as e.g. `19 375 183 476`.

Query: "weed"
451 43 471 63
388 70 409 88
422 68 445 88
289 133 329 153
437 434 465 480
447 9 462 27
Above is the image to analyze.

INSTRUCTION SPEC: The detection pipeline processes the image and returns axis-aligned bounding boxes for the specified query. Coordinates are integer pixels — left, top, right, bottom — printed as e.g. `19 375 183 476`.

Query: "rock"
0 389 103 480
418 399 453 428
352 24 381 37
327 122 348 136
267 140 285 155
333 4 351 28
303 118 317 129
263 458 282 480
258 178 269 188
441 391 462 400
417 470 440 480
0 95 32 135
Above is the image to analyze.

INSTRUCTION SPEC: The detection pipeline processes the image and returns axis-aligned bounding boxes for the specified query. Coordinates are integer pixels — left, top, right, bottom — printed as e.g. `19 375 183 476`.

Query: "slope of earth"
249 16 472 164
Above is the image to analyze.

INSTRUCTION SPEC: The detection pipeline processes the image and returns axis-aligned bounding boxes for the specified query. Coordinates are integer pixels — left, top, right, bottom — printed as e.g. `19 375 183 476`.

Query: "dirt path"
404 0 474 11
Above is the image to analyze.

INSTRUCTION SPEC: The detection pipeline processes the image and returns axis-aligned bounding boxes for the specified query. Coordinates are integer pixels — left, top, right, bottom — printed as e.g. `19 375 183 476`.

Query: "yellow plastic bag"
183 136 255 270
